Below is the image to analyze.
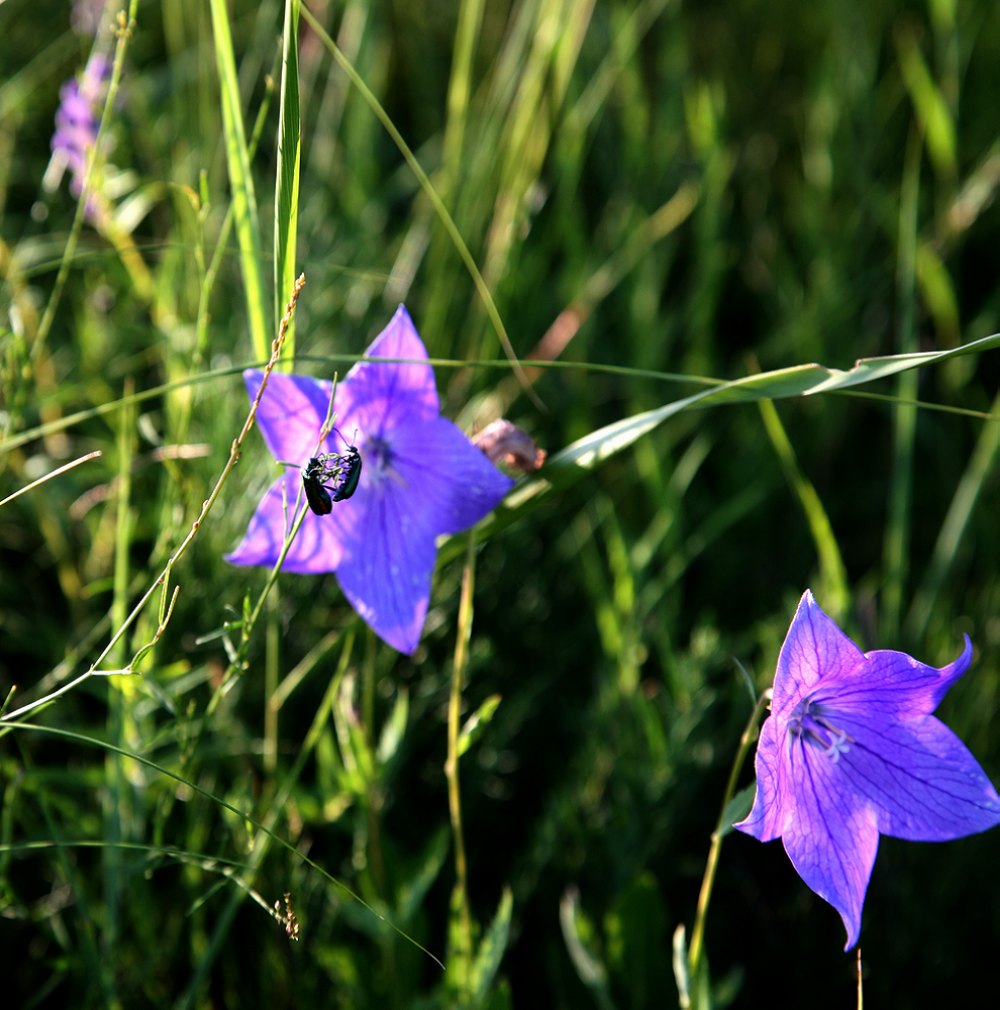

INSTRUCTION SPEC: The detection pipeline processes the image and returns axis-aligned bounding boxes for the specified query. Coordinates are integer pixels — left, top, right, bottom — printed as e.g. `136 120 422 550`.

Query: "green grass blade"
299 4 536 400
896 25 957 179
209 0 269 362
441 0 484 193
906 389 1000 639
274 0 301 361
554 333 1000 471
471 887 514 1002
18 744 117 1006
757 397 849 618
489 332 1000 524
3 722 444 970
882 131 921 638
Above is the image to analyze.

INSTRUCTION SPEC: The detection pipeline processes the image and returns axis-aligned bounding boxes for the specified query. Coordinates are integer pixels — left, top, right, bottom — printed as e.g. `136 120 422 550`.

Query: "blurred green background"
1 0 999 1006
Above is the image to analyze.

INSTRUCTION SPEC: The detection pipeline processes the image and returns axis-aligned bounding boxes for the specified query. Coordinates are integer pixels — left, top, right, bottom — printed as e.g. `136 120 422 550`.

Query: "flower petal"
334 478 437 654
390 416 514 536
225 473 345 573
846 636 973 714
244 369 336 466
771 590 864 715
827 707 1000 841
780 736 880 950
341 305 440 437
737 591 1000 951
228 306 512 653
734 713 786 842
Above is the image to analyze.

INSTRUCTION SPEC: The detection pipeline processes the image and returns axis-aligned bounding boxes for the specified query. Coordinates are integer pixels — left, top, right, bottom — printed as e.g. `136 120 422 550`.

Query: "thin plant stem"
856 948 864 1009
100 377 135 1002
180 636 364 1007
446 531 478 984
362 630 389 899
685 686 773 1002
0 451 102 509
0 720 446 1004
177 360 348 995
1 275 307 726
264 597 280 775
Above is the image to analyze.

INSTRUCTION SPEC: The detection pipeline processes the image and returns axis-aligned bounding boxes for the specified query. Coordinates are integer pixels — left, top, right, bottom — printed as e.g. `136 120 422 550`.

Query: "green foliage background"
1 0 999 1006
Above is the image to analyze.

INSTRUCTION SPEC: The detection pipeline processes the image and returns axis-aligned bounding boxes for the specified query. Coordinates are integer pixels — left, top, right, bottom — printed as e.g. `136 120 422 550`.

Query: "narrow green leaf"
209 0 269 362
757 397 849 618
472 887 514 1002
560 888 616 1010
376 686 409 766
457 693 502 758
718 784 756 838
274 0 301 362
896 28 957 179
916 242 960 343
492 331 1000 521
906 389 1000 638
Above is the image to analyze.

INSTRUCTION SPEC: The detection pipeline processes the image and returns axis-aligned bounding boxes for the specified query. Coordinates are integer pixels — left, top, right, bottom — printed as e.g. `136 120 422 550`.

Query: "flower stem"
2 275 305 726
685 686 772 1003
360 630 387 897
445 531 477 985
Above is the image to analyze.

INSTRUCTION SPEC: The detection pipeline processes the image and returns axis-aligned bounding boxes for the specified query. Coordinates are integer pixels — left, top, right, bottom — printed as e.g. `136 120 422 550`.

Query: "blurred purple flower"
735 590 1000 949
226 305 514 654
50 53 112 206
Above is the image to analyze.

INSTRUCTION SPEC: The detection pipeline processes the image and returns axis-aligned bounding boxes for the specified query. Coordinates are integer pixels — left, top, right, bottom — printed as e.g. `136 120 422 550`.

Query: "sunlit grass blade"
440 0 484 192
299 3 536 401
103 379 136 973
0 451 102 509
209 0 269 362
489 332 1000 525
274 0 301 362
196 75 276 364
883 130 921 638
757 397 849 618
896 25 957 180
906 389 1000 639
470 887 513 1002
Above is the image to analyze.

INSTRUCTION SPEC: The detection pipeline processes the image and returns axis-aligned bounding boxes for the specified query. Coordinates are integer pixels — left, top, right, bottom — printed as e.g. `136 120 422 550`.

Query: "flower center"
788 696 852 763
365 434 392 469
362 433 406 490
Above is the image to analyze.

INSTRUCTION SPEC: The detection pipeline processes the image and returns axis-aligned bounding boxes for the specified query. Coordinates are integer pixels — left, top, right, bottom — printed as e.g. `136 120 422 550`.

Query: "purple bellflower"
735 589 1000 950
49 53 112 214
226 305 514 654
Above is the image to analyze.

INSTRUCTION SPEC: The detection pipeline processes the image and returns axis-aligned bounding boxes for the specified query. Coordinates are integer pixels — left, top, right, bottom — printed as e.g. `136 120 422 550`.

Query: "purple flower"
735 590 1000 950
50 53 112 204
226 305 514 654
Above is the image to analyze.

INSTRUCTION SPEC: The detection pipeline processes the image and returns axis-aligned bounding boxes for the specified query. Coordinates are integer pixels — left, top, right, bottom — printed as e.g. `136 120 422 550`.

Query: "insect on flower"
299 430 363 515
226 305 514 653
